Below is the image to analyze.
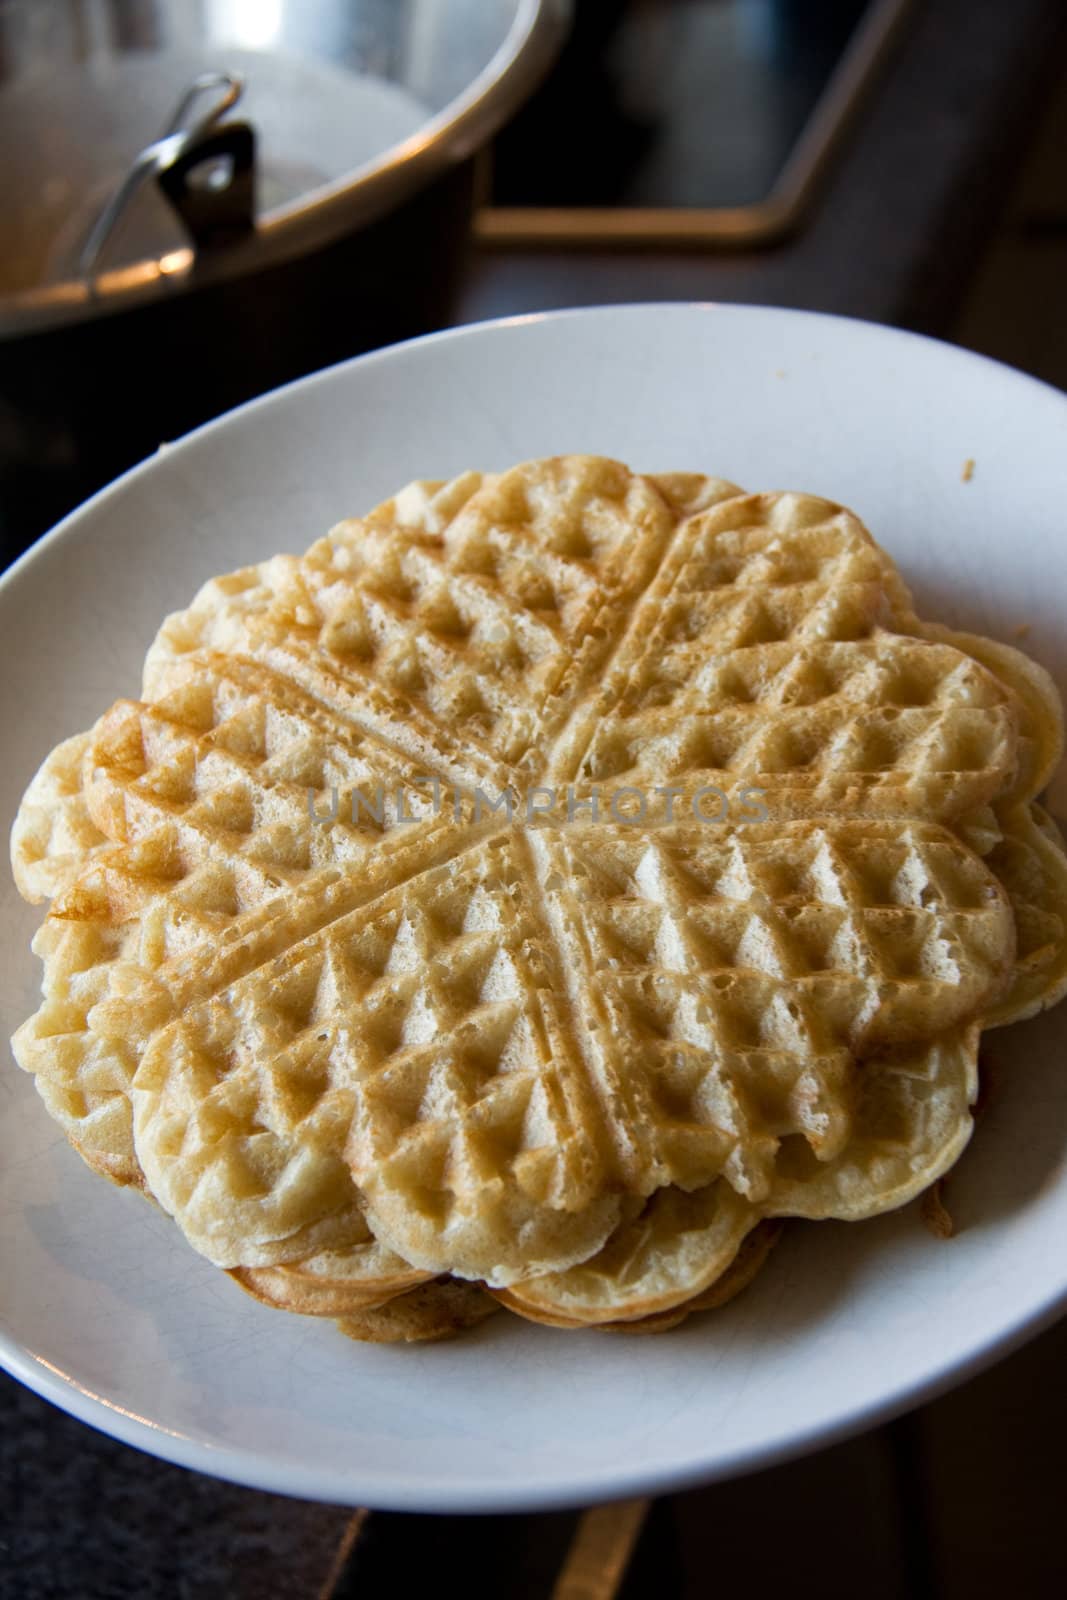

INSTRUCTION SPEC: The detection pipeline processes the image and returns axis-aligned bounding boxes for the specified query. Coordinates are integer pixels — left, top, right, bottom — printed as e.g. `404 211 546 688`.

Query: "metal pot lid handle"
156 122 256 254
78 71 254 281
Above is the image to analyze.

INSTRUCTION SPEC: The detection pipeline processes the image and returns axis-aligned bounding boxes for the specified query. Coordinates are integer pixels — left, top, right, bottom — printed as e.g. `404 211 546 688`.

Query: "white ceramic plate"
3 304 1067 1512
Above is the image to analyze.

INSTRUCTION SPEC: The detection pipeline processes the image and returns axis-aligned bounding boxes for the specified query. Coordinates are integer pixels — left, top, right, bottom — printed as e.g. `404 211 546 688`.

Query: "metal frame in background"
475 0 916 248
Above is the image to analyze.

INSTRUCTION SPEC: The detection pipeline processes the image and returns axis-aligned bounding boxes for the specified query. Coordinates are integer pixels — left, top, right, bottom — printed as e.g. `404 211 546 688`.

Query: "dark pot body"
0 157 475 561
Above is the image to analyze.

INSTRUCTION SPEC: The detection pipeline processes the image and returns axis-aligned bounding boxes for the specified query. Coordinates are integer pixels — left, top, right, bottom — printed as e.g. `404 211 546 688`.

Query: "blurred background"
2 2 1067 1595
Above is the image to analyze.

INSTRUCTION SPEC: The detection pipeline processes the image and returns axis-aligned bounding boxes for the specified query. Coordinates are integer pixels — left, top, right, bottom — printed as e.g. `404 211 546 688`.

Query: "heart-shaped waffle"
11 458 1066 1331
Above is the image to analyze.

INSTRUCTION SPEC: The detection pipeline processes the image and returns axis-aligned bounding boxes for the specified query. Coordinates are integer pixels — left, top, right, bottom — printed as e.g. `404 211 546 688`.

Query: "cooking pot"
0 0 567 550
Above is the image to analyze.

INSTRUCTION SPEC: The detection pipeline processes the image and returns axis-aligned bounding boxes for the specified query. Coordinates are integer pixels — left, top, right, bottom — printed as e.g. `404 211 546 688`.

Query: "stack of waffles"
11 457 1067 1341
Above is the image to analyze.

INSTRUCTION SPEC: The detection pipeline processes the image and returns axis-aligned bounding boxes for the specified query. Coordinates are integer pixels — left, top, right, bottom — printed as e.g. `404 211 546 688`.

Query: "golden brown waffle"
526 820 1011 1201
762 1027 980 1219
10 456 1067 1341
12 732 107 904
145 462 742 787
336 1278 501 1344
922 624 1064 803
238 1215 782 1336
122 817 1012 1282
494 1180 757 1326
35 1079 145 1189
496 1029 979 1324
11 655 493 1193
983 804 1067 1026
128 824 623 1278
499 1216 783 1334
564 495 1025 823
601 1219 783 1334
230 1207 431 1317
146 485 1030 825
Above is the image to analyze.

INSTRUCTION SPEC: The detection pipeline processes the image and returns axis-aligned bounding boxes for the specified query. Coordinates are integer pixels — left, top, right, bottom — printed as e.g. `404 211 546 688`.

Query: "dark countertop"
4 3 1067 1596
457 0 1066 335
6 1308 1067 1598
1 1379 353 1599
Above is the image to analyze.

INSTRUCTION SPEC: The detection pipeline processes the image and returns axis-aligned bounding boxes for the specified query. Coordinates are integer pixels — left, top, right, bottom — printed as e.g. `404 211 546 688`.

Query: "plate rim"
5 297 1067 608
3 299 1067 1512
6 1280 1067 1511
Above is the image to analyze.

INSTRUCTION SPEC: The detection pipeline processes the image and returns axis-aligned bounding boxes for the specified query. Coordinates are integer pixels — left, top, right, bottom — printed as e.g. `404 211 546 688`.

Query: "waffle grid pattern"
11 458 1066 1318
